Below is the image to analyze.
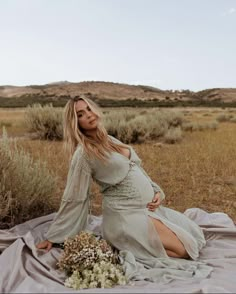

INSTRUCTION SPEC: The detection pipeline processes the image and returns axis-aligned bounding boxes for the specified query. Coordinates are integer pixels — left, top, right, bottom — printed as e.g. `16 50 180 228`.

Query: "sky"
0 0 236 91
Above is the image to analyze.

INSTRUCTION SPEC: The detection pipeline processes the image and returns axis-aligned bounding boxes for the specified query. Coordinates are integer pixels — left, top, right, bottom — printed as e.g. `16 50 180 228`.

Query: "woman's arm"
36 147 92 249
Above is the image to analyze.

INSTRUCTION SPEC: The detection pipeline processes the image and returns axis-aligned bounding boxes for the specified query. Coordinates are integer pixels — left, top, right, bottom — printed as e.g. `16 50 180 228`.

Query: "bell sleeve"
45 147 92 243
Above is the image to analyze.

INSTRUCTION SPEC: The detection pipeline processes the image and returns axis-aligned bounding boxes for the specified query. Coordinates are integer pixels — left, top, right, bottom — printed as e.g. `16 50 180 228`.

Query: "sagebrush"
24 103 63 140
24 104 185 144
0 128 57 228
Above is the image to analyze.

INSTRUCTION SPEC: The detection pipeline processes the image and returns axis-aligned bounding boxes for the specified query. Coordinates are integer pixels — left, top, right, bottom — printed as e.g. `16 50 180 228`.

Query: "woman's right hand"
36 240 53 252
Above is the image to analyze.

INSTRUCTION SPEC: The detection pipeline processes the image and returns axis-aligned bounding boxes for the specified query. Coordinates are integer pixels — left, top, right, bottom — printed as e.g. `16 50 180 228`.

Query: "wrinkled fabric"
0 208 236 293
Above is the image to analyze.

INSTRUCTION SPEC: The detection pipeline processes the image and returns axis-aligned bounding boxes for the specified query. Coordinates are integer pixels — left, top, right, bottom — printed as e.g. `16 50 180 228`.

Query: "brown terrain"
0 81 236 104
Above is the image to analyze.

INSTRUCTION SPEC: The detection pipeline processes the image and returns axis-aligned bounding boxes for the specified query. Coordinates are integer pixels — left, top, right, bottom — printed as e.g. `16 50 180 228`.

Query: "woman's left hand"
146 192 162 211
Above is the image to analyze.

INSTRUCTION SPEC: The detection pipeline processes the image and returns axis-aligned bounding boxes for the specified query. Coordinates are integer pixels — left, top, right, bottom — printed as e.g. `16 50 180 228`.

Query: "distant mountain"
0 81 235 107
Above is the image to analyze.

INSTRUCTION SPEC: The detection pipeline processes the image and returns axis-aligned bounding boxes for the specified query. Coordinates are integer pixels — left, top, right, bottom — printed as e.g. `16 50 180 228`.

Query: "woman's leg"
165 249 188 258
149 217 189 259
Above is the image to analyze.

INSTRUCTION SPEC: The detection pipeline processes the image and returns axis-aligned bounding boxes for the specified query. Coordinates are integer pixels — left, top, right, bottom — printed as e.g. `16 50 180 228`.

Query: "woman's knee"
176 247 189 259
149 217 189 259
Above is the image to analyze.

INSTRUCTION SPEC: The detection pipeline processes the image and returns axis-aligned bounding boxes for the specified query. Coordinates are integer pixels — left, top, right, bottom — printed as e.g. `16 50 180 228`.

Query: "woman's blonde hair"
63 95 126 161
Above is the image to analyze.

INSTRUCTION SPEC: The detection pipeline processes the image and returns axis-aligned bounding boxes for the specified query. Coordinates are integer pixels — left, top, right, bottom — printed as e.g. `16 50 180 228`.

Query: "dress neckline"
117 146 132 161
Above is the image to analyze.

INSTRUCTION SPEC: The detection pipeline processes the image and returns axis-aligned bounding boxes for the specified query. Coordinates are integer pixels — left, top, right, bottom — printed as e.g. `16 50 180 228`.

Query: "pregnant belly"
103 165 154 211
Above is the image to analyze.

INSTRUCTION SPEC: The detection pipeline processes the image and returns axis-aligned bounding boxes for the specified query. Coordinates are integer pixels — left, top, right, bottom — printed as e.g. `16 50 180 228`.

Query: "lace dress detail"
102 161 152 211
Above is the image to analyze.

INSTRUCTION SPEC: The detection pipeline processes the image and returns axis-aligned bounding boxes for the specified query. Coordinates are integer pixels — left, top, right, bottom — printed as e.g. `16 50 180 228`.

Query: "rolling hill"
0 81 235 107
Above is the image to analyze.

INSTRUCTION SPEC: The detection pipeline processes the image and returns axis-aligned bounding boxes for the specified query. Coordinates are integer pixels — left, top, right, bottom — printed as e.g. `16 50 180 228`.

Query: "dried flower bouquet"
58 231 127 290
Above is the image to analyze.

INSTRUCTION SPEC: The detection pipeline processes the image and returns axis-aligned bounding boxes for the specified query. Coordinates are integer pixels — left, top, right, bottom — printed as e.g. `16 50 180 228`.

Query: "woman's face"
75 100 98 131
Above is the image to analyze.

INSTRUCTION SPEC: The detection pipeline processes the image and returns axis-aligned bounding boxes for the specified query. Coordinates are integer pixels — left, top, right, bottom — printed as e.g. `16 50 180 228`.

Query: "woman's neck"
84 129 97 139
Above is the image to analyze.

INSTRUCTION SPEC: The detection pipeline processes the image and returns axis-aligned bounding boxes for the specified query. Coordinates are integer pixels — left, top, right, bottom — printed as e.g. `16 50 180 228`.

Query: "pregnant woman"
36 96 211 282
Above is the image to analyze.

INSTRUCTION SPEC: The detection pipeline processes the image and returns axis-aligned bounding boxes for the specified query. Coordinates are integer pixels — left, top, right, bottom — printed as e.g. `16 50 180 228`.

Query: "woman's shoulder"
108 134 120 142
108 134 126 146
72 145 89 164
73 145 84 157
71 145 91 173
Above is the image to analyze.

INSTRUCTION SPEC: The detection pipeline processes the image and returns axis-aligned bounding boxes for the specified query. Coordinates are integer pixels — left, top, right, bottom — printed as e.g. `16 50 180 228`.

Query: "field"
1 106 236 222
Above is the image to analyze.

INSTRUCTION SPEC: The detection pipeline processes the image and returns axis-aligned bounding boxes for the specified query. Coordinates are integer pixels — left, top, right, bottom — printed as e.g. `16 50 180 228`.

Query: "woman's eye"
87 107 91 111
78 113 83 118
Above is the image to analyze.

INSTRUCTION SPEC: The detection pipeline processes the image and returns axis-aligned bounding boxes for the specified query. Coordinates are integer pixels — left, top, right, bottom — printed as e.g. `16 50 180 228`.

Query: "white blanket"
0 208 236 293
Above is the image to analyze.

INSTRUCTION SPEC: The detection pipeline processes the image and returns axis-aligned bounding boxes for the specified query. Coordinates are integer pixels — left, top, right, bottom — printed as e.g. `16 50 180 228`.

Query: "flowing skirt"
102 163 206 261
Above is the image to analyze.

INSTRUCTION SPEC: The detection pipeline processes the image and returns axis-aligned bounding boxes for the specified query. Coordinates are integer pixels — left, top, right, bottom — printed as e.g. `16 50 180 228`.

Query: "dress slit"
148 216 189 258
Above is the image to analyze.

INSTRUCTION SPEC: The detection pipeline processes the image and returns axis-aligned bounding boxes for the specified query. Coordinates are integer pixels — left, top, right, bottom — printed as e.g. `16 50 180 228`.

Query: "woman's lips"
89 119 96 124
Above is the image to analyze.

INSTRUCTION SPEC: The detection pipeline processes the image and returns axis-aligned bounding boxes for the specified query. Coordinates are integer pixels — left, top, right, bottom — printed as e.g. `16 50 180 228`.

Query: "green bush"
23 106 184 144
0 121 12 128
103 109 184 143
182 121 219 131
24 103 63 140
0 128 57 228
216 113 233 122
164 127 182 144
230 116 236 123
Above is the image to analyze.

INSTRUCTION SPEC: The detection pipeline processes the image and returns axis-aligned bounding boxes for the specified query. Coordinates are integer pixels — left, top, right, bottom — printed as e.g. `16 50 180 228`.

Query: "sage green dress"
46 135 212 283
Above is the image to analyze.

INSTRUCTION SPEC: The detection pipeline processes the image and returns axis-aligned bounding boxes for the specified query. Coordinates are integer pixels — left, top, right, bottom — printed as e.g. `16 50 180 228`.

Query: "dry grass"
135 123 236 219
1 107 236 222
0 108 27 137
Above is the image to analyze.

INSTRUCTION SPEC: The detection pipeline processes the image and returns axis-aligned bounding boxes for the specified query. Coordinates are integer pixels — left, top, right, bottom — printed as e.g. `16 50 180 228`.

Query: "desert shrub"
23 105 184 144
216 113 233 122
205 121 219 130
103 109 183 143
182 121 218 131
0 128 57 228
24 103 63 140
163 110 184 127
0 121 12 128
182 122 194 131
230 116 236 123
139 110 148 115
164 127 182 144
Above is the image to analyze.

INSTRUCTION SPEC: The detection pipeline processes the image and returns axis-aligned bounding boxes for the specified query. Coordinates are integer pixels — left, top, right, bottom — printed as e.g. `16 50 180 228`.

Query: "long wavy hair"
63 95 127 161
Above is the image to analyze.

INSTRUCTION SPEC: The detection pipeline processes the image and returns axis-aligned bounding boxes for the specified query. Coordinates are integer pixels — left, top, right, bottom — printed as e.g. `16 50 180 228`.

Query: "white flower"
58 231 126 290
